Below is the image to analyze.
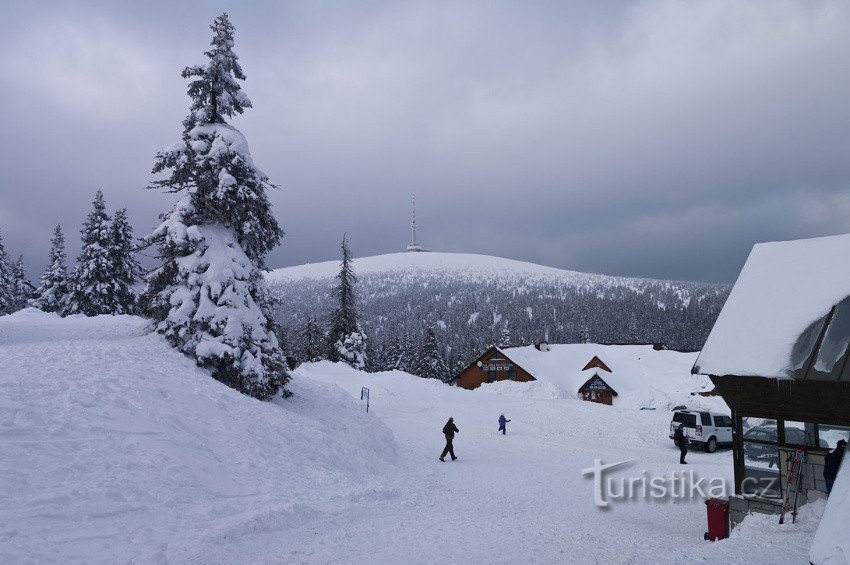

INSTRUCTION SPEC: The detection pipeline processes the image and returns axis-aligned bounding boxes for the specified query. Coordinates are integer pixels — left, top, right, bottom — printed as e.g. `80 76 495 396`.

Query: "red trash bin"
704 498 729 541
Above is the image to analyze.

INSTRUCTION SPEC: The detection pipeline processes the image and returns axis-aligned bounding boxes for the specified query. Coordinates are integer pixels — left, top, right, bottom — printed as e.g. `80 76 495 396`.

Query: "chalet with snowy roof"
453 343 706 407
693 234 850 534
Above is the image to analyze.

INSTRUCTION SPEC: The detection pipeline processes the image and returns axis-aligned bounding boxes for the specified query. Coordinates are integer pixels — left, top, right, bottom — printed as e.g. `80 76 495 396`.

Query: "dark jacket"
824 445 846 481
443 421 459 439
498 415 510 426
674 428 686 448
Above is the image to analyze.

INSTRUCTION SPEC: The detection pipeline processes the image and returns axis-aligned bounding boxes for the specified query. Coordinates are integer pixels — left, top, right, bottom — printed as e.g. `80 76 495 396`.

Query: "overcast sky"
2 0 850 283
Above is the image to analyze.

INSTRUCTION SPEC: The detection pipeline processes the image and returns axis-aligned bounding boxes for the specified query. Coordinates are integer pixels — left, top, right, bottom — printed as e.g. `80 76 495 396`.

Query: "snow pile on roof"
809 463 850 564
494 344 722 410
0 309 398 563
694 233 850 379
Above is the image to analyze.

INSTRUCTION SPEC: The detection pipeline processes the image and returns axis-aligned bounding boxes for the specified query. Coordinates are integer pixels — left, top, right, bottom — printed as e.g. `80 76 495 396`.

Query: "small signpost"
361 387 370 413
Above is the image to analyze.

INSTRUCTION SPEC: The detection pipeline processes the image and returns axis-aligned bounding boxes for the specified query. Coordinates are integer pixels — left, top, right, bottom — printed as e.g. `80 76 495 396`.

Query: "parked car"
669 410 734 453
743 424 828 468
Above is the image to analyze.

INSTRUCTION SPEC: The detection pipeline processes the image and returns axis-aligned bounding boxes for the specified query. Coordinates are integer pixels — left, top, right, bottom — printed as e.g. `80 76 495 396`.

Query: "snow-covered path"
0 311 822 563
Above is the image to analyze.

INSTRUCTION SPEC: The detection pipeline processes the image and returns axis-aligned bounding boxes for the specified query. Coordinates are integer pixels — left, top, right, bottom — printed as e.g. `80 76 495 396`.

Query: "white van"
669 410 733 453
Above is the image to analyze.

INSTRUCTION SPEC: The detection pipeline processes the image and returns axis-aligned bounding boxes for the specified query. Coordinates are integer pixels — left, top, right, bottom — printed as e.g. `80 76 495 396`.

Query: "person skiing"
824 439 847 495
674 423 688 464
440 417 459 462
498 414 511 435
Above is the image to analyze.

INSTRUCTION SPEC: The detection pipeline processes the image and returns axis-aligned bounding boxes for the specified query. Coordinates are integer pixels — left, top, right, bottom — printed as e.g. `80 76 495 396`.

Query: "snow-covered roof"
694 233 850 379
495 343 706 408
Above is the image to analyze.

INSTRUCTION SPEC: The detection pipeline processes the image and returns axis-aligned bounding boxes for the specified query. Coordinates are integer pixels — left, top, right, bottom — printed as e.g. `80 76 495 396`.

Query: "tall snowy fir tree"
328 234 367 368
109 209 141 314
139 13 289 399
32 224 70 313
398 331 416 373
384 336 402 370
66 191 116 316
627 314 639 344
0 230 15 314
415 325 449 380
578 318 591 344
499 322 512 347
11 256 34 311
301 317 323 363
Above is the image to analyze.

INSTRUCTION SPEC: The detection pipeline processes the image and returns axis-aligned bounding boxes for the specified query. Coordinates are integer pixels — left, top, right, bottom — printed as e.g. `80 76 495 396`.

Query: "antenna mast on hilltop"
406 194 423 252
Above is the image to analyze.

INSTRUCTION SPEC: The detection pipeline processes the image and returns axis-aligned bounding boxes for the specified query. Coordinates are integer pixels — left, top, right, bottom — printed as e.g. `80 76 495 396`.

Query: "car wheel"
705 437 718 453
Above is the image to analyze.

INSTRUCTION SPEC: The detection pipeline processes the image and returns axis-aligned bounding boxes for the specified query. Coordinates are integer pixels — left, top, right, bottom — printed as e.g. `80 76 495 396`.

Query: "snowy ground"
0 311 823 564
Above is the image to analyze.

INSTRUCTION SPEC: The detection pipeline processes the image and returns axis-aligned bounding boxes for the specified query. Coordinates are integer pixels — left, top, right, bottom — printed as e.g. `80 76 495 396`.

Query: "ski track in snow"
0 310 819 564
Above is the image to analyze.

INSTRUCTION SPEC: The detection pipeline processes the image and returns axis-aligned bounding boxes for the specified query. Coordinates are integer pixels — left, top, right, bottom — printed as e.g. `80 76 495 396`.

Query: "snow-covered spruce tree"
627 314 639 344
398 331 416 373
0 230 16 314
384 335 402 370
301 316 323 363
66 191 116 316
32 224 70 313
109 209 141 314
139 13 288 400
336 330 367 370
499 322 512 347
578 317 591 344
415 325 449 380
11 256 34 311
328 234 367 368
365 339 383 372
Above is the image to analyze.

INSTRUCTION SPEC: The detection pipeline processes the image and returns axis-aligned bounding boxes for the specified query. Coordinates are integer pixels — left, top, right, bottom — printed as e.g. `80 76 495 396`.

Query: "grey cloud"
1 0 849 284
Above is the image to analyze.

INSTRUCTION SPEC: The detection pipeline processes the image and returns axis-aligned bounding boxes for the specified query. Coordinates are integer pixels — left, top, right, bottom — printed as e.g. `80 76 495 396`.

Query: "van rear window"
673 413 697 427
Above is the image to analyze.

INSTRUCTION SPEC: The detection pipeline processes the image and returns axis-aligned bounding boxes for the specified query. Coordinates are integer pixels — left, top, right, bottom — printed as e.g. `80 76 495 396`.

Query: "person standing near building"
498 414 511 435
824 439 847 495
674 424 688 464
440 417 459 462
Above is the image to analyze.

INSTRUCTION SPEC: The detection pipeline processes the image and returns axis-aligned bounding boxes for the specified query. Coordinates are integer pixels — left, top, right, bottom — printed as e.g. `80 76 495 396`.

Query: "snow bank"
810 463 850 564
696 498 826 564
0 311 399 563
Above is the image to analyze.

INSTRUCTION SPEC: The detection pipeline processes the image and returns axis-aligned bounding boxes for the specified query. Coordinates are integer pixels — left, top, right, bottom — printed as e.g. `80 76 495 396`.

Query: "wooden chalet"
452 346 536 390
693 234 850 529
454 343 702 406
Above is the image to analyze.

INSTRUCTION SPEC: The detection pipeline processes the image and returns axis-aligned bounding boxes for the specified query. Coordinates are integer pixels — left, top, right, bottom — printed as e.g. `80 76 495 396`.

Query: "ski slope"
0 311 822 563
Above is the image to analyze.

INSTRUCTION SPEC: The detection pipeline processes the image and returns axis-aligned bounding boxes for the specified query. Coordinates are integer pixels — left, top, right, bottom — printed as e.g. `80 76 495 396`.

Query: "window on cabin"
487 370 497 383
784 421 819 447
742 417 780 498
508 370 516 381
819 425 850 449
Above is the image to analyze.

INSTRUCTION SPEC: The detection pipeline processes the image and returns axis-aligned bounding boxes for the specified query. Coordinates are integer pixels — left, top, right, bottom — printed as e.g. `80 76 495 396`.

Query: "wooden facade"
454 347 536 390
454 346 622 406
578 373 617 405
710 375 850 497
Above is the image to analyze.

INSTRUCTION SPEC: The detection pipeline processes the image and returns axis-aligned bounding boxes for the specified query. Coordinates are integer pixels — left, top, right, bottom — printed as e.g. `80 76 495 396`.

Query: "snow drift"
0 309 399 563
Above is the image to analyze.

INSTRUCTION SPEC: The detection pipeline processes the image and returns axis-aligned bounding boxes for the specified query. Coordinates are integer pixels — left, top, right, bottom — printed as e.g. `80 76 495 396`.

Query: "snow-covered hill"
0 309 401 563
0 310 821 563
267 252 729 368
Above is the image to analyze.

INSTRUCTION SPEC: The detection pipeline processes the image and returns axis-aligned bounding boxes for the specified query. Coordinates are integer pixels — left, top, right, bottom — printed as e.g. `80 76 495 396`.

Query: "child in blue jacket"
498 414 511 435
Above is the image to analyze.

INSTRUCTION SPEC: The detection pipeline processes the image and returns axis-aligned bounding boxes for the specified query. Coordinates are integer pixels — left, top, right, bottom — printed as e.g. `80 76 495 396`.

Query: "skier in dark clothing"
674 424 688 464
824 439 847 496
440 417 459 461
498 414 511 435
